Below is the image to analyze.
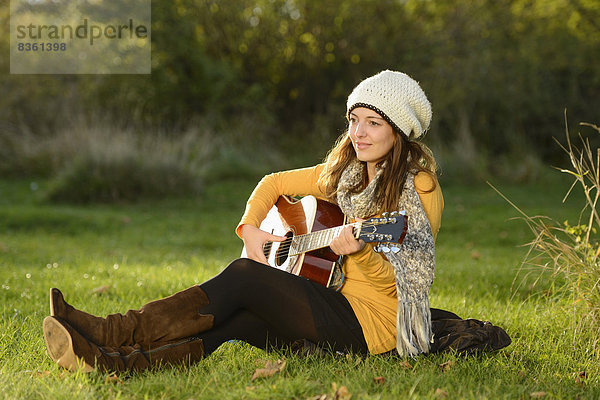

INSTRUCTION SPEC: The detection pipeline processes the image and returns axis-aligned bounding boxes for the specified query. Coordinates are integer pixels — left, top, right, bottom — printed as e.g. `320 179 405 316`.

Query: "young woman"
43 70 510 372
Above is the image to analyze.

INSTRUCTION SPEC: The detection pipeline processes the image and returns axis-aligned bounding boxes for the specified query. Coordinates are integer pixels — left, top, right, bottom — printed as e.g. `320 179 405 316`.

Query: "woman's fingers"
330 226 365 256
267 233 286 243
241 225 286 265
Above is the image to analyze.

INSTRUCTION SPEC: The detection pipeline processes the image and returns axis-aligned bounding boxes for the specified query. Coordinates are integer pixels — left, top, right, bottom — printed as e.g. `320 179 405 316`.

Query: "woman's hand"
329 225 366 256
240 224 286 265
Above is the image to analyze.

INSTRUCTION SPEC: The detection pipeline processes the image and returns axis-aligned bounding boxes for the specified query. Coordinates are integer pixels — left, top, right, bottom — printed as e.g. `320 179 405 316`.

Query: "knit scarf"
337 159 435 357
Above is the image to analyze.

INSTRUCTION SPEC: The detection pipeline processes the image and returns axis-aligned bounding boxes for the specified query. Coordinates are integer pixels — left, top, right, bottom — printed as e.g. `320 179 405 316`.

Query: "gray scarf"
337 159 435 357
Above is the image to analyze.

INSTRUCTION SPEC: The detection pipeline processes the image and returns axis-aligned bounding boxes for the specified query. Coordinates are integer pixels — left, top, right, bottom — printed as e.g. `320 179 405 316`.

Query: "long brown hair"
319 128 437 213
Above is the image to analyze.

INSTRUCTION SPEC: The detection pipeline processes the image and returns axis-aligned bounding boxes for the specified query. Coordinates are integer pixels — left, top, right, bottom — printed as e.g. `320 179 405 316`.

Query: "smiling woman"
42 70 510 373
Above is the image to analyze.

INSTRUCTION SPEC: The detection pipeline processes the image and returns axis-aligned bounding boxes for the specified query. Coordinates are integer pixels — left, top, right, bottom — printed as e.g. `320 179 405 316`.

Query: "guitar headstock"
358 211 408 253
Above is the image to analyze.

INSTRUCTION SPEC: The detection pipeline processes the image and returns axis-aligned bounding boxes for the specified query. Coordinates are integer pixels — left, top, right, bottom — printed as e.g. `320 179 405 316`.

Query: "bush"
34 119 209 203
43 150 202 203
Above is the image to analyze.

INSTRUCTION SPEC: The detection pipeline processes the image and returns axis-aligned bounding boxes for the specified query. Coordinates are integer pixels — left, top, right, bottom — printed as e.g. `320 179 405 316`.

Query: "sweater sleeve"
236 164 327 238
414 171 444 241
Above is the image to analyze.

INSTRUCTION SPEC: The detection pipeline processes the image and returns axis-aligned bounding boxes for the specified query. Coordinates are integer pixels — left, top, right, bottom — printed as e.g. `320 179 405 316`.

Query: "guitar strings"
264 226 354 255
264 223 386 255
263 219 401 255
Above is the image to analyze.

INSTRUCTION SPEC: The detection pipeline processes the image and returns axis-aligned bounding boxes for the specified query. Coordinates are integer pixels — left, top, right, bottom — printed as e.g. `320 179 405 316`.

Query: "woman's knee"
223 258 263 279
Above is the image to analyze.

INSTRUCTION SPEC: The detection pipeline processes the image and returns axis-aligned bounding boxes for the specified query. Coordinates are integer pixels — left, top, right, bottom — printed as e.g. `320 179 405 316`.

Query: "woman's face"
348 107 396 167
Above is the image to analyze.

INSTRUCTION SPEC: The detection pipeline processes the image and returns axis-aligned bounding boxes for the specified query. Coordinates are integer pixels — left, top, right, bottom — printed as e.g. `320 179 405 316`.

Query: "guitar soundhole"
275 231 294 267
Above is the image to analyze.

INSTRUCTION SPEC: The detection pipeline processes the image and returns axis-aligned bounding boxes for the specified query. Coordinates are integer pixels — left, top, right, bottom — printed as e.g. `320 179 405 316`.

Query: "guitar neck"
290 222 359 255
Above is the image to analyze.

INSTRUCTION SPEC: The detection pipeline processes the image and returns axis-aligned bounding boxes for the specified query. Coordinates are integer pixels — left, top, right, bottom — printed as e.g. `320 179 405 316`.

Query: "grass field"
0 176 598 399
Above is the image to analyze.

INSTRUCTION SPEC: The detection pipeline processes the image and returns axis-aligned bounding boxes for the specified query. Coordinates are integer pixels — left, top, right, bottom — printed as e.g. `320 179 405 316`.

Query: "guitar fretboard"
289 222 359 255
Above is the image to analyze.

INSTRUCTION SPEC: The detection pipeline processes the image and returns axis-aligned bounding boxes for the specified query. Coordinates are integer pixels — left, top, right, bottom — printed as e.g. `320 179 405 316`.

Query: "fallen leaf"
92 285 111 295
470 250 481 260
439 360 454 372
530 392 547 398
250 359 286 381
399 360 412 369
31 370 70 379
105 374 123 385
372 376 385 385
434 388 448 398
334 384 352 400
575 371 587 385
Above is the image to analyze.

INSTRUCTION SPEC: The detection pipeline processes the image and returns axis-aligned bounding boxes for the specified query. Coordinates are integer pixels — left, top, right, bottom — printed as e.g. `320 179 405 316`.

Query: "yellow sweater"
236 164 443 354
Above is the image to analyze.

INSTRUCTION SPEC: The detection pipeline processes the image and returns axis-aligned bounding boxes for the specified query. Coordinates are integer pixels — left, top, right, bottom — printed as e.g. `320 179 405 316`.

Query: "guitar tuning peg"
391 246 400 254
390 211 399 217
382 212 390 218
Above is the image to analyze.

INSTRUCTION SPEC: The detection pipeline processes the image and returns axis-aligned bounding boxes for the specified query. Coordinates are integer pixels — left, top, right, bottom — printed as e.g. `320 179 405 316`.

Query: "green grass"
0 177 598 399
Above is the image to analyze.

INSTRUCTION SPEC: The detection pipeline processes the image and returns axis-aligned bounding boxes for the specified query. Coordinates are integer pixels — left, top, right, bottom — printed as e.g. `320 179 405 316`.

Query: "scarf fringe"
395 299 433 357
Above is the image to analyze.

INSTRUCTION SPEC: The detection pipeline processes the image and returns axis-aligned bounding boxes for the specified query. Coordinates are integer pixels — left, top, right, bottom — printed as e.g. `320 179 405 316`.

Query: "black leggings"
195 259 512 358
197 258 368 356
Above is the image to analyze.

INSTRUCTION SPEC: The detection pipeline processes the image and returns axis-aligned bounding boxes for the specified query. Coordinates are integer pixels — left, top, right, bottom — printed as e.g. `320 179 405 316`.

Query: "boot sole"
43 316 94 372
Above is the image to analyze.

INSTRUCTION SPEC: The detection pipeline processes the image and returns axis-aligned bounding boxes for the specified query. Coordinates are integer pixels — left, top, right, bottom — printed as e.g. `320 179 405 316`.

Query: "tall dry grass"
494 115 600 338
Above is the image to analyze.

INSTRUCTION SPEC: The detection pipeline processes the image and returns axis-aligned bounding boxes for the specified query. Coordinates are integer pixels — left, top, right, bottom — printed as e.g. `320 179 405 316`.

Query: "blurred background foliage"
1 0 599 200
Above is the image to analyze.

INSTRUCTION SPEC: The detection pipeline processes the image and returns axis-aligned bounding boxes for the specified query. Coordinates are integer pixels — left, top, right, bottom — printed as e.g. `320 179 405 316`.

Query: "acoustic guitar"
241 195 408 288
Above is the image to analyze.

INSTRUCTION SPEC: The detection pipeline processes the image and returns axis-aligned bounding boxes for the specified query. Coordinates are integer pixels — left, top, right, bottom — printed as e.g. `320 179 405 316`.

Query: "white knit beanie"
346 70 432 139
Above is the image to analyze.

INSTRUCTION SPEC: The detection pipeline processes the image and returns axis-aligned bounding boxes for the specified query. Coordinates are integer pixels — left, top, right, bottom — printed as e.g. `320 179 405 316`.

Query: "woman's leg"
49 258 366 355
44 308 299 373
198 258 368 355
198 258 320 345
50 285 213 347
43 316 205 373
201 309 293 355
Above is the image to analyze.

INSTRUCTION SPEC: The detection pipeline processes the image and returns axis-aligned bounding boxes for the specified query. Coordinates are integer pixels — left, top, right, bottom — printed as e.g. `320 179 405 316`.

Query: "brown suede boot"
43 316 205 373
50 286 214 348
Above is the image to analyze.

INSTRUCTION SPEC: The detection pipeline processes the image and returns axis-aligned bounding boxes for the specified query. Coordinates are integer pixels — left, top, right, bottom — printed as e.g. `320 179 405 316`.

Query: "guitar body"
295 197 344 286
241 195 344 287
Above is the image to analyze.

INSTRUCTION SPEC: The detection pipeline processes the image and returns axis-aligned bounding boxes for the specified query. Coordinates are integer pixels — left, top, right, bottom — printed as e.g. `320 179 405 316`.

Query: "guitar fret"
301 234 310 253
302 234 310 252
316 231 323 249
332 226 342 243
325 228 334 246
292 236 304 255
